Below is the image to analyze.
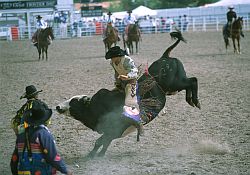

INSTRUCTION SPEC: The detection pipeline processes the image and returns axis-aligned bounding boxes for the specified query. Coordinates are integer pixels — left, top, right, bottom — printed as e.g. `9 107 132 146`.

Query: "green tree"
105 0 219 11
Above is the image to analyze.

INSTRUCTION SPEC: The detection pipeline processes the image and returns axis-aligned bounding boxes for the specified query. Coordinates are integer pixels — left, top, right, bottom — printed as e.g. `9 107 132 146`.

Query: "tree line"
108 0 219 11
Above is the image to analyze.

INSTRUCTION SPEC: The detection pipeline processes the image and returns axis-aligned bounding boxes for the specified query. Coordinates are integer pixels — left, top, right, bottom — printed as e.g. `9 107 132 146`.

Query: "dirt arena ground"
0 31 249 175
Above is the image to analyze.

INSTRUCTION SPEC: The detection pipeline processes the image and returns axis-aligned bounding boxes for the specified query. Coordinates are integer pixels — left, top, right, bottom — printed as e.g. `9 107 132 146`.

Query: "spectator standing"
72 20 78 37
182 15 188 32
160 17 166 33
178 16 182 30
11 85 50 136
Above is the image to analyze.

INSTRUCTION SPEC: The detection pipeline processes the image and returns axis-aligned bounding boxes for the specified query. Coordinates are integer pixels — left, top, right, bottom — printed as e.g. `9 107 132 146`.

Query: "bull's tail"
161 29 187 58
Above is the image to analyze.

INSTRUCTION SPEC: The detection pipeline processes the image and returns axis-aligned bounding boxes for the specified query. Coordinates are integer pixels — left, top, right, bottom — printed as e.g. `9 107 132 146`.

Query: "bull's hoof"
193 99 201 109
97 152 105 157
186 98 195 107
87 151 96 159
195 102 201 109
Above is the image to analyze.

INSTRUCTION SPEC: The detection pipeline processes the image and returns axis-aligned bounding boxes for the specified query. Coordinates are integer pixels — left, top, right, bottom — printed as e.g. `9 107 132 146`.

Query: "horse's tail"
161 30 187 58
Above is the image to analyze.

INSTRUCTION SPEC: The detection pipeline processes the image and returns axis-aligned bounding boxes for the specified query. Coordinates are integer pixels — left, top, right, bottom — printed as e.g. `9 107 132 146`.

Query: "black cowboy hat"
36 15 42 19
127 10 132 14
23 100 52 126
107 11 112 15
105 46 126 59
228 6 234 9
20 85 43 99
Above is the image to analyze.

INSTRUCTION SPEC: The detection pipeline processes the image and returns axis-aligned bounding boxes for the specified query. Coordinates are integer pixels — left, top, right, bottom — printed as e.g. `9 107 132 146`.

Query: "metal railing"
0 15 249 41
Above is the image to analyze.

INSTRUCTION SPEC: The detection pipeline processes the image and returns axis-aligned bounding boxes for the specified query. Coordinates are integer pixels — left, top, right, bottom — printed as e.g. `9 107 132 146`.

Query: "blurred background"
0 0 249 40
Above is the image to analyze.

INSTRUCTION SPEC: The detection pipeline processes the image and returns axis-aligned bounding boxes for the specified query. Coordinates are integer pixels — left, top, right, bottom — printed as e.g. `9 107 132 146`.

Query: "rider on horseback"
32 15 52 45
103 11 120 41
227 6 244 37
105 46 144 136
123 10 137 39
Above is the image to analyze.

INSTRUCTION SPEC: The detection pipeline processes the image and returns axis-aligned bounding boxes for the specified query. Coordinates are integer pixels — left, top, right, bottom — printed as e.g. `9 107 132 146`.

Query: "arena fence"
0 15 249 41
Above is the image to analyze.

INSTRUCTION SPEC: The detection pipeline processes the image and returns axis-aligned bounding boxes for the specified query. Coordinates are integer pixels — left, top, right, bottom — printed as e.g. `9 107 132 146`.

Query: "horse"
56 31 200 158
223 17 244 54
36 27 54 60
123 22 141 54
103 23 120 52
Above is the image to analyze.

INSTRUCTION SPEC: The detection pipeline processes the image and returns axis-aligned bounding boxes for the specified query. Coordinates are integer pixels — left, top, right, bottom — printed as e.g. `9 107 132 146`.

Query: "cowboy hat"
107 11 112 15
23 100 52 126
36 15 42 19
105 46 126 59
228 6 234 9
20 85 43 99
127 10 132 14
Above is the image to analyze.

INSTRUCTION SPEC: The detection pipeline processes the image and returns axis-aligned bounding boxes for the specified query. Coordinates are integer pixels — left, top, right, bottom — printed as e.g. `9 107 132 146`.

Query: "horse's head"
128 23 140 35
233 17 243 29
41 26 54 40
47 26 55 40
129 24 136 32
238 17 243 26
135 21 139 27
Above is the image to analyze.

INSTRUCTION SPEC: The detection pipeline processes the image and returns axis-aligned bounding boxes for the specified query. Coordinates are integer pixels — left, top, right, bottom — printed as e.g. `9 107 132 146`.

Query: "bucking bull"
56 31 201 158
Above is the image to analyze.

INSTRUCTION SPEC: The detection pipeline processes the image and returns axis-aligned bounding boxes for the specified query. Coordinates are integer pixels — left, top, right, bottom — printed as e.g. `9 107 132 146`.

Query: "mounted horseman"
223 7 244 53
103 12 120 39
103 11 120 52
123 10 138 40
226 6 244 37
32 15 52 46
32 15 54 60
122 10 141 54
56 31 201 157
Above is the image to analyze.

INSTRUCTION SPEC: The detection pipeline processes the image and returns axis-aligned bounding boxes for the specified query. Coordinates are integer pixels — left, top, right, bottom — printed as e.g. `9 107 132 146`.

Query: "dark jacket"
11 99 50 135
227 11 237 22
